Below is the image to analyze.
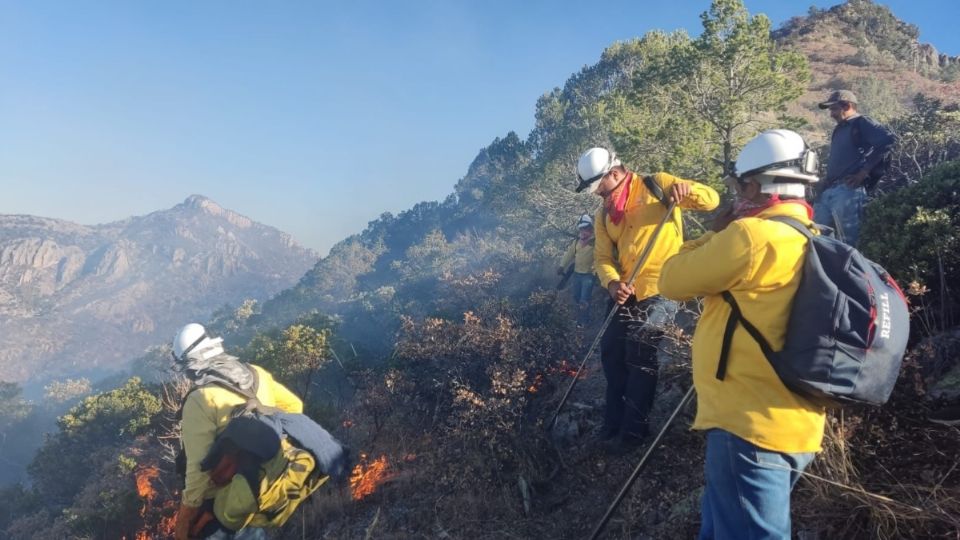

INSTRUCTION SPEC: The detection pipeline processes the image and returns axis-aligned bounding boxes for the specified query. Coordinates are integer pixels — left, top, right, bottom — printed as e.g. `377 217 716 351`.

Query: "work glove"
174 503 201 540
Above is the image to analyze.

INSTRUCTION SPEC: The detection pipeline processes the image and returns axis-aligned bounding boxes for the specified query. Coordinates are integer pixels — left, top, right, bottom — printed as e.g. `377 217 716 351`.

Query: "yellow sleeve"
181 392 217 506
593 209 620 289
270 378 304 414
655 173 720 211
678 231 717 253
559 241 576 269
658 221 754 301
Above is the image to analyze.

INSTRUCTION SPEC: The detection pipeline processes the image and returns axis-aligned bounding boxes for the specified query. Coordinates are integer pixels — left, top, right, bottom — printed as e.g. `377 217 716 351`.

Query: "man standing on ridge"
813 89 894 246
557 213 597 326
575 147 719 453
658 130 826 539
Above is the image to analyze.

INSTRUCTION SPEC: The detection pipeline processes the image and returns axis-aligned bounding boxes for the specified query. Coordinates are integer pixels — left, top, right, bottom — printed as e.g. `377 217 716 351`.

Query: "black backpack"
716 216 909 407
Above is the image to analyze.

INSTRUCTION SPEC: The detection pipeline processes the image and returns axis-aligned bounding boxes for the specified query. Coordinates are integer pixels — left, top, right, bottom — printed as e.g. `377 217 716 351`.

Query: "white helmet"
575 147 621 193
732 129 818 197
577 214 593 229
171 323 225 367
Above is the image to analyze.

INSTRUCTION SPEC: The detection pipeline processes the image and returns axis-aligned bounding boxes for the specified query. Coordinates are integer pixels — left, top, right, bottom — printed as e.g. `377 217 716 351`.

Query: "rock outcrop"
0 195 318 382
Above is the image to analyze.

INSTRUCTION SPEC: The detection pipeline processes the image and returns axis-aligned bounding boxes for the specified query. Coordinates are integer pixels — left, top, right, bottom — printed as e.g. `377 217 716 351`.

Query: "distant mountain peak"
0 197 318 382
181 194 225 215
183 194 216 208
178 194 253 228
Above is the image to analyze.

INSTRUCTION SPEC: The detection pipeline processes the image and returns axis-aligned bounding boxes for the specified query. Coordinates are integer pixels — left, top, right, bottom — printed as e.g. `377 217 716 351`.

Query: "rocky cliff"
0 195 317 382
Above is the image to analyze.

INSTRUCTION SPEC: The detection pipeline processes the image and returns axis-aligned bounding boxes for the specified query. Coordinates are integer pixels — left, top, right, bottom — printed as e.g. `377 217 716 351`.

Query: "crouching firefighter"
172 323 350 540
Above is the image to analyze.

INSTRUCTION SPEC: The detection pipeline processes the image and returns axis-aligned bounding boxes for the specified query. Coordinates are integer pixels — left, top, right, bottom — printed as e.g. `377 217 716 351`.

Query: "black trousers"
600 296 663 440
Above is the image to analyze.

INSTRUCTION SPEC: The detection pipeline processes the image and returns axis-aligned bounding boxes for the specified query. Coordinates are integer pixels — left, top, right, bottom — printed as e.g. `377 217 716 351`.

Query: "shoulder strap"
206 365 260 401
642 175 668 206
768 216 814 239
716 214 826 379
179 366 283 418
716 291 777 380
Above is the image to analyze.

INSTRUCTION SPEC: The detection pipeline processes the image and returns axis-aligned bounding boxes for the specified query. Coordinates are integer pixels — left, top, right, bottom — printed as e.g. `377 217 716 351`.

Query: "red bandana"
735 195 814 220
605 175 633 225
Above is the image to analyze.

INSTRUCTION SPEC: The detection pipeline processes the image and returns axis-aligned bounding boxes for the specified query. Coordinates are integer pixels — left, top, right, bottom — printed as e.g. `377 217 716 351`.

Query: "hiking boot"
604 433 646 456
597 425 620 441
591 426 619 448
929 404 960 426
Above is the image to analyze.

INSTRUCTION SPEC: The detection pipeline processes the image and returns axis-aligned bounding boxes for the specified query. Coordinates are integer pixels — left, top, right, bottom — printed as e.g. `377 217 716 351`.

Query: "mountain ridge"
0 195 318 382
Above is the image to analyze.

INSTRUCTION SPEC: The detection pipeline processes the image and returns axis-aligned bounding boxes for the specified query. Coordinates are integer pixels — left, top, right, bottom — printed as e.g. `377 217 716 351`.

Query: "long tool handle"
556 264 575 291
588 385 696 540
547 201 677 430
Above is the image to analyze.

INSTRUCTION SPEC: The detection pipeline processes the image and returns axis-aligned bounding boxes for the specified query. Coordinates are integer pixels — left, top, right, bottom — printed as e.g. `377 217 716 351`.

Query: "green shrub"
861 160 960 335
27 378 161 506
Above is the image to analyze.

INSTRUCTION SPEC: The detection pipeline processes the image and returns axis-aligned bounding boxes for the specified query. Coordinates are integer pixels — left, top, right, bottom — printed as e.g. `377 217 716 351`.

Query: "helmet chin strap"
180 332 209 360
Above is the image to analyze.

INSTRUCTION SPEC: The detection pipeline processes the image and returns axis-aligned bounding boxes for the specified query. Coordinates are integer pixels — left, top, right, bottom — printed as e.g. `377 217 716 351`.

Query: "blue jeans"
699 429 815 540
572 272 595 324
813 184 865 246
571 272 595 304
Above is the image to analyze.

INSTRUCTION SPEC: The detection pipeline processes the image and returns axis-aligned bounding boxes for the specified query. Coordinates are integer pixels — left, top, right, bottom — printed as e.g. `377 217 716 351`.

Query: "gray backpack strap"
642 175 668 206
207 367 284 416
769 215 814 238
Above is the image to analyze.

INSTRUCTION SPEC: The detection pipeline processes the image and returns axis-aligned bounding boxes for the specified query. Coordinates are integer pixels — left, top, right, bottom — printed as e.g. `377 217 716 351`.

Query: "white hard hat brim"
758 167 819 184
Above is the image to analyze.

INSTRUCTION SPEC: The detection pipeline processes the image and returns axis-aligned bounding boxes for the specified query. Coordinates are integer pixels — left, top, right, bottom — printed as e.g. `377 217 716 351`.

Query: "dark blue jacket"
825 114 895 188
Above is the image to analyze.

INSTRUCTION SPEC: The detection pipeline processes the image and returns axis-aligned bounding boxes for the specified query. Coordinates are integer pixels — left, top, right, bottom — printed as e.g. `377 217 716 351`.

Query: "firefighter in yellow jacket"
658 130 827 539
574 147 719 452
557 214 597 325
172 322 303 540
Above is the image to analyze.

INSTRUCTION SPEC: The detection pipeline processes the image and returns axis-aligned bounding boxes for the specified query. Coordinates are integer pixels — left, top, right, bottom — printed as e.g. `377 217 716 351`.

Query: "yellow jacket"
658 203 826 453
180 365 303 507
594 172 719 299
559 237 595 274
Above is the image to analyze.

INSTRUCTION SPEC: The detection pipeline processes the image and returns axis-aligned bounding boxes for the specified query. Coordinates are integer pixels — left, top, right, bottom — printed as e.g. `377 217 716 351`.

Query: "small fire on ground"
136 465 160 504
126 465 176 540
350 453 390 501
528 359 586 393
556 359 586 379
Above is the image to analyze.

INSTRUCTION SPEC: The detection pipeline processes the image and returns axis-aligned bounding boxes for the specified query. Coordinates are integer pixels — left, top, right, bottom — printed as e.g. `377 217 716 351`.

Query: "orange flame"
156 501 178 536
342 419 354 428
350 453 390 501
555 359 586 379
136 466 160 508
527 360 585 394
527 373 544 393
127 465 177 540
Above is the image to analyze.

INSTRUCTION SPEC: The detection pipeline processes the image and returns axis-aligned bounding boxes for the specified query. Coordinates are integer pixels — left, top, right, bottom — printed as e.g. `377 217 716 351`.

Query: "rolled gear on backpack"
276 412 352 483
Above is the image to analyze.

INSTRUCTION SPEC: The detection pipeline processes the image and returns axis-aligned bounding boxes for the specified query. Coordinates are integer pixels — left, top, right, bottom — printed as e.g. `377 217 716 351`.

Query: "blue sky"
1 1 957 254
